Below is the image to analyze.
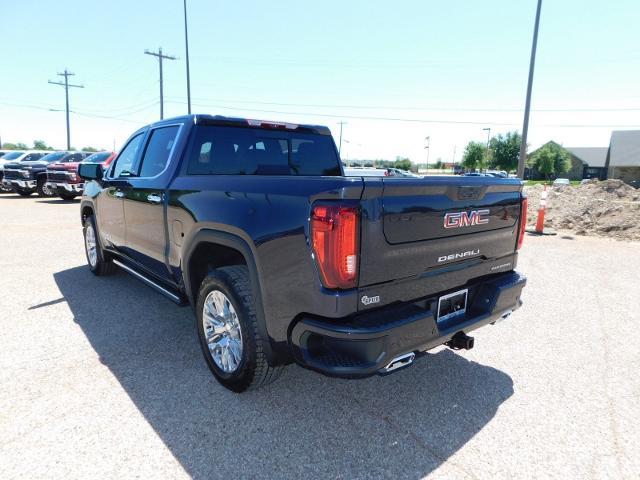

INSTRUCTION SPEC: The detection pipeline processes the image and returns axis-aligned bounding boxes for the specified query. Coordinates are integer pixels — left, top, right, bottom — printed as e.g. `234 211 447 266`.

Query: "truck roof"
149 114 332 136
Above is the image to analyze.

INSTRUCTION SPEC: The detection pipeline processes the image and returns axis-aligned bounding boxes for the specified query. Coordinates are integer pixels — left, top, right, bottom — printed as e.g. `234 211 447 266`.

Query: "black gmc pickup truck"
78 114 527 392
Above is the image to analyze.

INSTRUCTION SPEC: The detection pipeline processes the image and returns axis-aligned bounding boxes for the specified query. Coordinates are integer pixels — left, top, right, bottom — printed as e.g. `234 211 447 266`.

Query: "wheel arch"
80 200 95 223
182 229 275 363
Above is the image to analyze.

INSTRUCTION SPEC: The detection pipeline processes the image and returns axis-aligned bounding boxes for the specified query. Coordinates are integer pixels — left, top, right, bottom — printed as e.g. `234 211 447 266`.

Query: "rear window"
187 126 341 176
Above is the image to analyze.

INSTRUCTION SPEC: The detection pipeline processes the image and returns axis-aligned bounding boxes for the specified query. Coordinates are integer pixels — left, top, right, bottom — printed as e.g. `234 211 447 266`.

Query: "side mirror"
78 162 104 181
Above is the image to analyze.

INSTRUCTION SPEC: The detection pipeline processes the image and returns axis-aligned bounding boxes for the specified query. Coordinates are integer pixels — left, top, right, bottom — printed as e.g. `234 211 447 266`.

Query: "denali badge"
443 209 490 229
361 295 380 306
438 249 480 263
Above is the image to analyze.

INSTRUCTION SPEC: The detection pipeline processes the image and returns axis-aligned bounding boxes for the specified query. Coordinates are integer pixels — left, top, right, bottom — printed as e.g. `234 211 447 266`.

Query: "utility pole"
452 145 457 173
337 121 347 156
48 70 84 150
144 47 177 120
483 127 491 172
518 0 543 179
183 0 192 114
424 136 431 174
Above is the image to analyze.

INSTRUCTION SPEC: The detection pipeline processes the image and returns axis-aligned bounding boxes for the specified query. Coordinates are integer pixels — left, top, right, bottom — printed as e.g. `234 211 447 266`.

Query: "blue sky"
1 0 639 163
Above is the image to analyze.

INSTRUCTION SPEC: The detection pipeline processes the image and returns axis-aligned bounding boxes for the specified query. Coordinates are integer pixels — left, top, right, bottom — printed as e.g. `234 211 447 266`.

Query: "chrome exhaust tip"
500 309 513 320
380 352 416 373
492 309 514 325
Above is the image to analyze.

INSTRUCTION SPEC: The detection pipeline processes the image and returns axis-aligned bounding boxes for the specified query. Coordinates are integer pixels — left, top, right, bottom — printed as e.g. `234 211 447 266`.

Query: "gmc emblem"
444 209 490 228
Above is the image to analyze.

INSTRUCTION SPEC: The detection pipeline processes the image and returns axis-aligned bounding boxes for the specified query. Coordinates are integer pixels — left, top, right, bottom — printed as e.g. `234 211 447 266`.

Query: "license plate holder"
437 288 468 323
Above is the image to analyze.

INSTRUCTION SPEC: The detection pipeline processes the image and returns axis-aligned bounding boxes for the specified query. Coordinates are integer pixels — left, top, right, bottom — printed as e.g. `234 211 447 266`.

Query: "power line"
0 101 154 124
166 96 640 113
144 47 177 119
48 69 84 149
3 97 640 130
166 100 640 128
70 110 149 124
77 98 160 115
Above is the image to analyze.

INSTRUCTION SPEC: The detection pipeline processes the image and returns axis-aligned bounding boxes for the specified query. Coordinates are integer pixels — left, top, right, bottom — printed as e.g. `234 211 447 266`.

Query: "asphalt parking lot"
1 194 639 479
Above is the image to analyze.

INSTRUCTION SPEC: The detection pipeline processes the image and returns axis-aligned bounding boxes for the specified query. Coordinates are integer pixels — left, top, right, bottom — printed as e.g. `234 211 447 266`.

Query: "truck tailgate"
358 176 524 300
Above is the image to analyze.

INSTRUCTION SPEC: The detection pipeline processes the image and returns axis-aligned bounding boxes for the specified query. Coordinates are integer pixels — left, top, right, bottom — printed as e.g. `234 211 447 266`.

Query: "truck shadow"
54 265 513 479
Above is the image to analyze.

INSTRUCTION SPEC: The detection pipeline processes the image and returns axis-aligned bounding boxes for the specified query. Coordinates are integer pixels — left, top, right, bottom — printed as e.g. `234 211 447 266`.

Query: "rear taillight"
517 197 528 250
311 204 359 289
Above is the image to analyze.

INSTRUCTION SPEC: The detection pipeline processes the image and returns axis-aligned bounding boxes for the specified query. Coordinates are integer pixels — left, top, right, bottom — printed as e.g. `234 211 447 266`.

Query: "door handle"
114 190 125 198
147 193 163 204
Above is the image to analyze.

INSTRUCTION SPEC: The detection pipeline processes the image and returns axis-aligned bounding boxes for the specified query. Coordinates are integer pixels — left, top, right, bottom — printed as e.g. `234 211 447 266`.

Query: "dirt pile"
524 179 640 241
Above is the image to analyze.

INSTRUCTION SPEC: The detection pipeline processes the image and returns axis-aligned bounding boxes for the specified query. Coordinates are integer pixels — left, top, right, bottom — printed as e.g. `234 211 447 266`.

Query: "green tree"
433 159 443 169
462 141 486 171
3 142 29 150
394 157 412 171
529 142 571 180
489 131 522 171
81 146 99 152
553 150 571 175
33 140 54 150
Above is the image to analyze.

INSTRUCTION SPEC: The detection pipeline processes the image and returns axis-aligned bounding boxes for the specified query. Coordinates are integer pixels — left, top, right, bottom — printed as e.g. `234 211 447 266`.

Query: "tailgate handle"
458 186 484 200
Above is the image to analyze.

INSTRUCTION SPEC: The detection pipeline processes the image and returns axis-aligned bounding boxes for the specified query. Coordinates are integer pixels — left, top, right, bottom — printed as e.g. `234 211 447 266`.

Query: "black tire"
37 177 54 197
60 191 78 201
16 188 32 197
196 266 282 392
83 215 116 276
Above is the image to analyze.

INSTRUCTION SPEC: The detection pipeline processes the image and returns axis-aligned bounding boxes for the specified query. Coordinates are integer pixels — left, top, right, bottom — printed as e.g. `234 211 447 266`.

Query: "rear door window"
187 126 340 176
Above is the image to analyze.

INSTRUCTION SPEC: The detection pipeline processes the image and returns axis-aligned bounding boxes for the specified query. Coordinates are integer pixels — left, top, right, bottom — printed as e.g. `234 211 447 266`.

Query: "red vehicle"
46 151 114 200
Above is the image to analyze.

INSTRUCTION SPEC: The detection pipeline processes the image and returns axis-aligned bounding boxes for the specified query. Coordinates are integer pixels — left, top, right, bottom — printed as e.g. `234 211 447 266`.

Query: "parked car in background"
0 151 49 193
46 151 114 200
343 167 389 177
2 151 91 197
386 167 423 178
344 167 422 178
553 178 570 186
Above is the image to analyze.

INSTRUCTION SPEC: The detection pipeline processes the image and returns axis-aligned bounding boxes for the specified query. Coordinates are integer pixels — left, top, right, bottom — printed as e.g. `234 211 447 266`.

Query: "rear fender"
182 229 275 364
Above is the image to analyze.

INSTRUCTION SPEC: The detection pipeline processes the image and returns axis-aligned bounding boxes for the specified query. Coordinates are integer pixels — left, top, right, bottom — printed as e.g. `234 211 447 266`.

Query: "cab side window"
111 133 145 178
138 126 180 178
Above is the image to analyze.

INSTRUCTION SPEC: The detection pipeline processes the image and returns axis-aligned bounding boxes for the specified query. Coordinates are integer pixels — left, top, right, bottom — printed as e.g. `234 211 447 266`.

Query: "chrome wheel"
42 183 53 196
85 224 98 268
202 290 243 373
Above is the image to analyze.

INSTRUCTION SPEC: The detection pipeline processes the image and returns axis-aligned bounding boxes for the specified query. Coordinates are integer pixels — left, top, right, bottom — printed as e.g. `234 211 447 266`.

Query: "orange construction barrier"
535 184 548 233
